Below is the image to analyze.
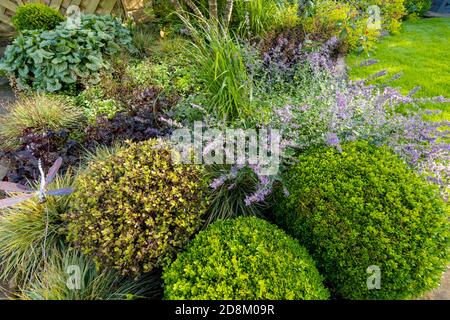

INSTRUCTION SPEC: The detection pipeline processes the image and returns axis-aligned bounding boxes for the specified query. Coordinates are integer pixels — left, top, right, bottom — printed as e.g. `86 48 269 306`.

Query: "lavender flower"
360 59 379 67
244 188 272 206
211 176 227 190
325 132 343 152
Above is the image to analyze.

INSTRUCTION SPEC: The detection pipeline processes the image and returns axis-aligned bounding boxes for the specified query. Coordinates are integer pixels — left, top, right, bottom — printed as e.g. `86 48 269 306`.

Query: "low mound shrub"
66 139 209 276
276 141 449 299
163 217 330 300
12 3 65 32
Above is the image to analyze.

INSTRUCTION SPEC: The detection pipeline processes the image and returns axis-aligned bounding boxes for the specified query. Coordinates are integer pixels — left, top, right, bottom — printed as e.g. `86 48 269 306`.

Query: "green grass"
347 18 450 121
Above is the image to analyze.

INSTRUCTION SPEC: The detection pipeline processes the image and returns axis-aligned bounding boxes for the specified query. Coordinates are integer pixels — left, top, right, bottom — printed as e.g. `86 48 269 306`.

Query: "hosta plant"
0 14 134 93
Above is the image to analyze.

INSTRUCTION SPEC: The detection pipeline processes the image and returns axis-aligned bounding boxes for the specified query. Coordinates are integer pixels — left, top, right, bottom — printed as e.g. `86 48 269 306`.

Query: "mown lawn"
347 18 450 121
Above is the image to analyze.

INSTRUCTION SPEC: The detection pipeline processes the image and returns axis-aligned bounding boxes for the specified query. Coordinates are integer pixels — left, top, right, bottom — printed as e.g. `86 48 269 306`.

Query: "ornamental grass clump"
0 172 74 287
20 248 161 300
276 141 449 299
180 18 252 122
66 139 209 276
163 216 330 300
0 94 82 151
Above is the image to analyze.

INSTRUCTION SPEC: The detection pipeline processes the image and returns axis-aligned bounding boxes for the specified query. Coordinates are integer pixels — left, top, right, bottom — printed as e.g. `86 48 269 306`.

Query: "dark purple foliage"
0 129 83 185
1 85 178 184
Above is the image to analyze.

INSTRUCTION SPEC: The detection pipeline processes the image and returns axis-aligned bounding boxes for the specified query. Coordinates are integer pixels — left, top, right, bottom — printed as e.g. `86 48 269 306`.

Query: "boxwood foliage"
12 3 65 32
0 14 134 93
66 139 209 276
163 217 330 300
275 141 449 300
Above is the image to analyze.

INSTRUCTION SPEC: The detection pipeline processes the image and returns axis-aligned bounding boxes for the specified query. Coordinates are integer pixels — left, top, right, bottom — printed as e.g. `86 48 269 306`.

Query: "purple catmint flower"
371 70 388 79
210 176 227 190
244 188 272 206
360 59 379 67
159 116 183 128
407 86 421 97
325 132 342 152
389 72 403 82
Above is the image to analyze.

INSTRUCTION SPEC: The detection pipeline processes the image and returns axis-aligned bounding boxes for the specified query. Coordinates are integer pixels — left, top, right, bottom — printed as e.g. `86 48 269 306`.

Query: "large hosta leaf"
29 49 54 64
46 80 63 92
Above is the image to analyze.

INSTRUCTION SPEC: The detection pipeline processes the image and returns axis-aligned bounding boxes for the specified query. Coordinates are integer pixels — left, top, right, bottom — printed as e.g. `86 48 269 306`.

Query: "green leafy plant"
0 172 74 287
181 18 252 122
232 0 289 38
66 139 209 276
302 0 406 53
275 141 449 299
12 3 65 32
301 0 378 53
355 0 406 34
404 0 432 16
20 247 161 300
74 86 124 124
163 216 330 300
151 0 297 36
0 14 134 93
0 94 83 151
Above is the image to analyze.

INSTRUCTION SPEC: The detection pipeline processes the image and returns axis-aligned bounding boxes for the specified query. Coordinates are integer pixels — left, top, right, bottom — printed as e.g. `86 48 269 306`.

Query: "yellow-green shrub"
363 0 406 34
404 0 431 17
66 139 209 276
12 3 64 32
301 0 406 53
301 1 379 52
163 217 330 300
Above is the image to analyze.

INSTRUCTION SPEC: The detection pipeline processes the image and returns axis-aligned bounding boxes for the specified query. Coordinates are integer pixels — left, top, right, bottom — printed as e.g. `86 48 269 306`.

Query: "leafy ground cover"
347 18 450 120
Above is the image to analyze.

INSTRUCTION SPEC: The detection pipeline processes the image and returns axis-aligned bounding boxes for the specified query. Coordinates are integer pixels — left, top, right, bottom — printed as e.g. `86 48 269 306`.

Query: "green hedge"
275 141 449 299
163 217 330 300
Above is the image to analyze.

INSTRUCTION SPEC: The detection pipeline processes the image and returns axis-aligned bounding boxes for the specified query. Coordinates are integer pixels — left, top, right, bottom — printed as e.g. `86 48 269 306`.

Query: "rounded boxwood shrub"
66 139 209 276
276 141 449 299
12 4 65 32
163 217 330 300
